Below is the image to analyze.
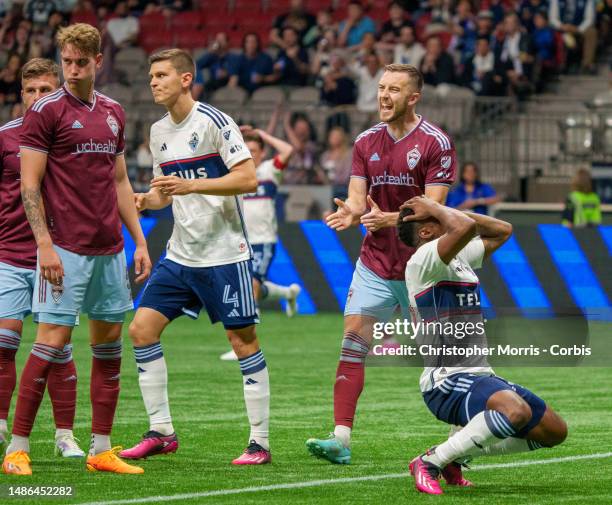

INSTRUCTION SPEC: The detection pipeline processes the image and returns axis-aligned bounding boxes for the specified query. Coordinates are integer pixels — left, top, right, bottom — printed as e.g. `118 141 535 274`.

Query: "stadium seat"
288 86 320 106
70 11 97 26
175 30 207 50
251 86 286 105
139 28 173 54
139 12 167 31
211 86 248 107
171 10 202 30
115 47 148 71
98 83 134 105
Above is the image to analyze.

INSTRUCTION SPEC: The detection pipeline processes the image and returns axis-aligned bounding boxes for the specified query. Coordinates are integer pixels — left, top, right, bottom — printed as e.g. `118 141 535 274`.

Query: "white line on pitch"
72 451 612 505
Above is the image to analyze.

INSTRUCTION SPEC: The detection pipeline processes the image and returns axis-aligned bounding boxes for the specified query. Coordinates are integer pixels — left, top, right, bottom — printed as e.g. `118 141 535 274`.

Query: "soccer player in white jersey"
121 49 271 465
219 127 301 361
398 197 567 495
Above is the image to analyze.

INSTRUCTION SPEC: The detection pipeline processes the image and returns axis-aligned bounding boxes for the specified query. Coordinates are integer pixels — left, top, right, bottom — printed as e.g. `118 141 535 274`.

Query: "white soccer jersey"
243 157 284 245
405 237 494 393
150 101 252 268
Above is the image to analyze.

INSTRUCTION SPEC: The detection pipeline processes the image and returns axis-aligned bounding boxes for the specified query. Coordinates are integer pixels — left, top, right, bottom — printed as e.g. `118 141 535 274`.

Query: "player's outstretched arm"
20 147 64 285
135 187 173 211
115 154 152 283
402 196 476 264
255 128 293 165
327 177 368 231
463 212 512 259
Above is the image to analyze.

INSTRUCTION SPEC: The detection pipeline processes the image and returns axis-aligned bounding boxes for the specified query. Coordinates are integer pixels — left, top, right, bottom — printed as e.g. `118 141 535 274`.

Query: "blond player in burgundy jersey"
307 64 457 464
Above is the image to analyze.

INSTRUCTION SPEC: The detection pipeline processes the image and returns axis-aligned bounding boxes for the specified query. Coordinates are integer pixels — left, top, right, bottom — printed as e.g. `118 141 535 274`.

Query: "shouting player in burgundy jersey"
0 58 84 459
306 64 457 464
2 24 152 476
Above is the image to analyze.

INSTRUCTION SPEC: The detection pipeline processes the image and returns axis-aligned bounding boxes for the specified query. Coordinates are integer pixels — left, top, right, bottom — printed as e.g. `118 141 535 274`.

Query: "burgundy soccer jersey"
20 85 126 256
352 117 457 280
0 118 37 269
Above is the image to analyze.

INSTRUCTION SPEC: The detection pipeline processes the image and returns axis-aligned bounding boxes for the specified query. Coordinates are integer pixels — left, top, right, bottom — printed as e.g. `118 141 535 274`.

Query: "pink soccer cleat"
231 440 271 465
442 461 473 486
409 455 443 495
119 431 178 460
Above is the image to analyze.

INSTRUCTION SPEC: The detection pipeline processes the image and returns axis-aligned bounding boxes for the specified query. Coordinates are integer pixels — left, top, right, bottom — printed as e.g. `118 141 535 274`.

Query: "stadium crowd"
0 0 608 206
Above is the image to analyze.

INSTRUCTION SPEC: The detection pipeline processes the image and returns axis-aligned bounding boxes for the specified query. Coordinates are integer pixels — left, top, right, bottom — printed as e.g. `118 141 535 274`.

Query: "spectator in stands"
320 51 357 106
321 126 353 205
303 9 335 48
451 0 477 64
0 53 21 105
7 22 29 62
0 1 12 19
10 101 22 120
350 31 378 64
273 27 310 86
338 1 376 48
447 162 500 215
353 50 384 112
519 0 548 33
488 0 506 25
496 13 535 97
393 25 425 67
562 168 601 227
532 11 557 88
420 35 456 85
475 10 495 40
24 0 58 26
379 1 411 43
228 33 274 94
270 0 316 49
549 0 598 73
106 1 139 48
599 0 612 48
426 0 454 26
461 35 507 95
311 28 339 78
283 112 324 184
192 32 235 99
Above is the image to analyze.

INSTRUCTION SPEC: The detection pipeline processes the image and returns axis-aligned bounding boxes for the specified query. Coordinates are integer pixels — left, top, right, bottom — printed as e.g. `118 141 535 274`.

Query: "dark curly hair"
397 207 418 247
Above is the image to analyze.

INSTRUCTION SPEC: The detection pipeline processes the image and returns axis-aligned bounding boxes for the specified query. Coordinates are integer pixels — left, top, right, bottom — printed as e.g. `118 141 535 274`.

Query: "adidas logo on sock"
369 152 380 161
71 120 83 129
335 375 348 382
245 378 258 385
63 375 77 382
160 143 167 151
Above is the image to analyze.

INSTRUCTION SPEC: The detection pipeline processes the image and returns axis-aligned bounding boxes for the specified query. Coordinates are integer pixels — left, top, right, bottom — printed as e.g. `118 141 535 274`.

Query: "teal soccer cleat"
306 434 351 464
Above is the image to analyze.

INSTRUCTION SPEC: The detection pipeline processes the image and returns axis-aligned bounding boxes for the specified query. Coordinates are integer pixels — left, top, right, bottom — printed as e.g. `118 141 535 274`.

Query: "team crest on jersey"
407 147 421 170
188 132 199 152
51 283 64 304
106 114 119 137
441 155 452 169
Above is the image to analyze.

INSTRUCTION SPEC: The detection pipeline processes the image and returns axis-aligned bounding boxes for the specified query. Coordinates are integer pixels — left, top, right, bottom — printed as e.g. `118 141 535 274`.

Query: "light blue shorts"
0 261 35 320
344 259 410 321
32 245 133 326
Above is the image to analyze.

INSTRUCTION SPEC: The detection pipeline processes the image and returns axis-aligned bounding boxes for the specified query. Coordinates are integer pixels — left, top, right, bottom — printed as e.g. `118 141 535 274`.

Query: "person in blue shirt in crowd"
338 1 376 48
228 33 275 94
192 32 236 100
447 162 500 214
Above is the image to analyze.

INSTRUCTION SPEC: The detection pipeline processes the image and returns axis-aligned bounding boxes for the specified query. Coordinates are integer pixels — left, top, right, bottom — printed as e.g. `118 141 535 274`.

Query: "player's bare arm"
135 187 173 212
463 211 513 259
361 184 450 232
326 176 367 231
115 153 152 283
20 147 64 285
252 127 294 165
151 157 257 196
402 196 476 264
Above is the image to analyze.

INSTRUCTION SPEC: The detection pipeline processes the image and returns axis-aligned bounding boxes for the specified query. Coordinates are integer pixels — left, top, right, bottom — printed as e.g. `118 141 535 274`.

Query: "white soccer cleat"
0 427 8 451
285 283 301 317
55 433 85 458
219 349 238 361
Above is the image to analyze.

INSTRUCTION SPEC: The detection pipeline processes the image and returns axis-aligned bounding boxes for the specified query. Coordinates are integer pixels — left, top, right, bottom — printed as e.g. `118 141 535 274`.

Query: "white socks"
239 350 270 450
55 428 74 439
482 437 543 455
6 434 29 454
423 410 517 468
334 425 351 448
133 343 174 436
262 281 292 301
89 433 110 456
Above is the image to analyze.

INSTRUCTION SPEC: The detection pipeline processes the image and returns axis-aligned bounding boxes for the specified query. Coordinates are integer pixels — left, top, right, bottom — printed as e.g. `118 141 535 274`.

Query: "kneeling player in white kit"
219 127 301 361
122 49 271 465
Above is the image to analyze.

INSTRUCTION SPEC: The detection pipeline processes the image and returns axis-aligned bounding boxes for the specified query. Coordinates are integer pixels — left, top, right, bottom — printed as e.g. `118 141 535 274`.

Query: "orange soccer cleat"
86 447 144 474
3 450 32 475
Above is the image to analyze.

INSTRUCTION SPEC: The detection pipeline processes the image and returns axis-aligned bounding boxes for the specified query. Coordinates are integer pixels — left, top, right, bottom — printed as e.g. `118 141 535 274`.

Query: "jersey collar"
169 101 198 128
385 114 423 144
63 83 97 112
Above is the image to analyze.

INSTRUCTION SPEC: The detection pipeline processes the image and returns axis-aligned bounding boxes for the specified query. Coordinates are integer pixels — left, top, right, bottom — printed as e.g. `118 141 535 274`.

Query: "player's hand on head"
133 243 152 284
239 124 253 134
360 195 385 232
326 198 353 231
38 245 64 286
400 196 436 221
151 175 194 196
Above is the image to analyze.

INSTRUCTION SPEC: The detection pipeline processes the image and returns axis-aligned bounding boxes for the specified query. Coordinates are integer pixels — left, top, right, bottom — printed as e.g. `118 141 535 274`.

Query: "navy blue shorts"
139 258 259 329
251 243 276 283
423 373 547 437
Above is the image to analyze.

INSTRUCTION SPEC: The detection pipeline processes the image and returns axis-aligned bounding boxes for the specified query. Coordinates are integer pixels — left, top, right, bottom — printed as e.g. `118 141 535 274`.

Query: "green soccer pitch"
3 312 611 505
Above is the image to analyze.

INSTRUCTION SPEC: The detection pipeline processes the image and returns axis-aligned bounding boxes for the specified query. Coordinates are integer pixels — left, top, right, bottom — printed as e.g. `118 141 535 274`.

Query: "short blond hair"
56 23 101 56
149 48 195 76
21 58 60 83
384 63 423 91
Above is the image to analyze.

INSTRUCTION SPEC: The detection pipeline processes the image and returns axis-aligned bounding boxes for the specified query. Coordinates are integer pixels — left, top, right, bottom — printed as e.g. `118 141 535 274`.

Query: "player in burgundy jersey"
0 58 85 459
2 24 151 476
306 64 457 464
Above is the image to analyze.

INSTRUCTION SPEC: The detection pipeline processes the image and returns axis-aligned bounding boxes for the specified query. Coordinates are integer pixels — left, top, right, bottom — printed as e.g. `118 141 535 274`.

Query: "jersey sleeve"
149 125 162 178
350 140 367 179
209 114 251 169
115 105 126 156
406 239 447 284
424 136 456 187
457 237 485 270
19 105 55 153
